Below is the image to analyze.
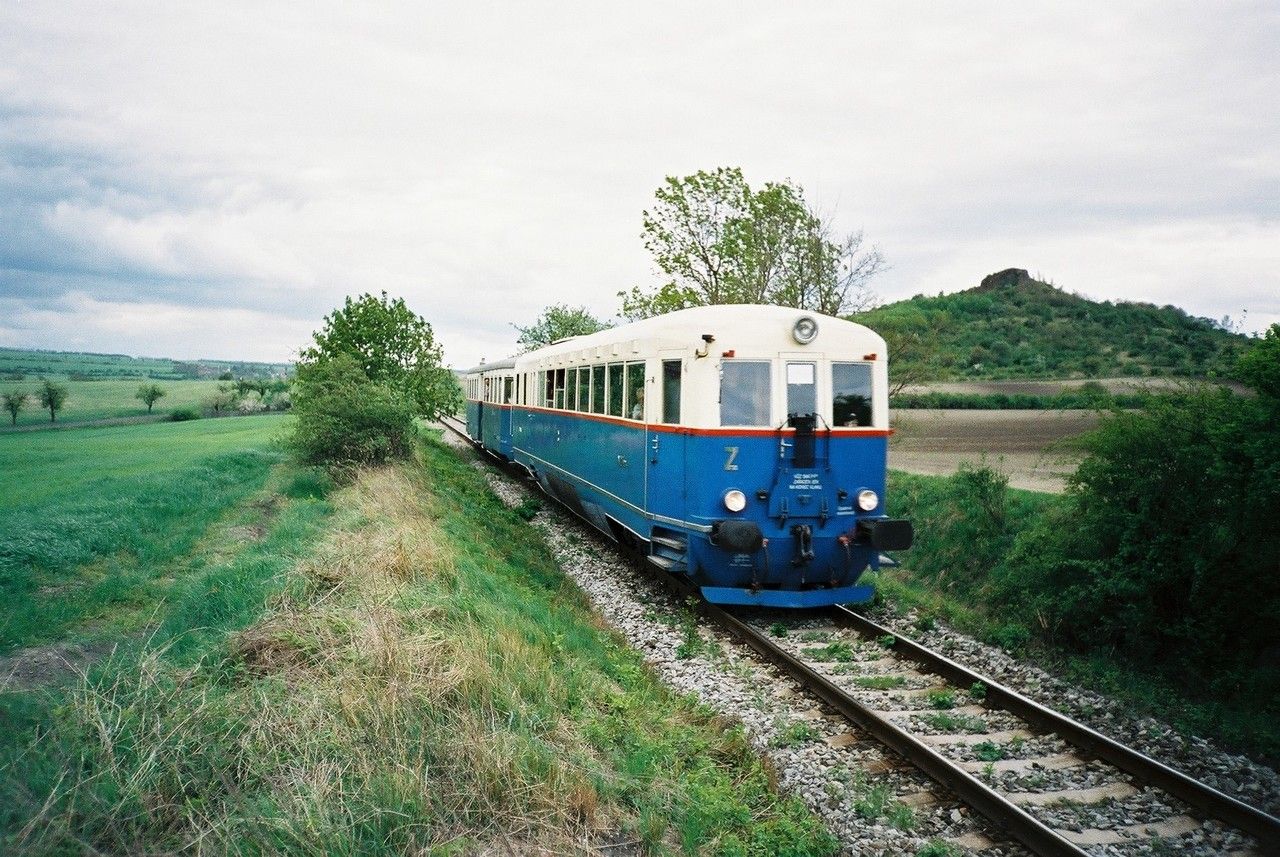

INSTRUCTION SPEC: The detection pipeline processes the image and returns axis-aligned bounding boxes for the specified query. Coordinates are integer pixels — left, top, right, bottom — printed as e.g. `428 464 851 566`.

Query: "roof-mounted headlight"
792 316 819 344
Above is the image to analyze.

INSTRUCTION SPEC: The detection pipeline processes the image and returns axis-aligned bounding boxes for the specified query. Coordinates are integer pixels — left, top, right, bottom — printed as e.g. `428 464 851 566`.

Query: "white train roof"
520 304 885 368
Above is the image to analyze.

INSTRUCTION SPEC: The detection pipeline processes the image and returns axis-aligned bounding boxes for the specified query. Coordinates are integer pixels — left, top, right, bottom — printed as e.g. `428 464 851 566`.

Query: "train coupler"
790 524 815 566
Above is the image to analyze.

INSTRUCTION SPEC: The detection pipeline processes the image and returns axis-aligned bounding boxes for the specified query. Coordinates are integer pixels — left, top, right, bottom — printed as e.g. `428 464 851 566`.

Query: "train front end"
670 310 912 608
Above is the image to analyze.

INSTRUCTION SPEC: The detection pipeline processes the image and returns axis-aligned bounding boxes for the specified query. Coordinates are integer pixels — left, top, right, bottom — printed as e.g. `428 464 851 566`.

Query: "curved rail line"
438 415 1280 855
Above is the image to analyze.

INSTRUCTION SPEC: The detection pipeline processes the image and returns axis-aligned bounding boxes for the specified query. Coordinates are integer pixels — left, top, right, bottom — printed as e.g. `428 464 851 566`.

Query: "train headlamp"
792 316 819 344
856 489 879 512
723 489 747 512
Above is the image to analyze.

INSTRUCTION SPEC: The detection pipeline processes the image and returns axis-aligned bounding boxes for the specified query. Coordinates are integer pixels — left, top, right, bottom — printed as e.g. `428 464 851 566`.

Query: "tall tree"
38 380 68 423
621 167 885 320
301 291 460 419
136 383 166 413
3 391 28 426
513 304 612 352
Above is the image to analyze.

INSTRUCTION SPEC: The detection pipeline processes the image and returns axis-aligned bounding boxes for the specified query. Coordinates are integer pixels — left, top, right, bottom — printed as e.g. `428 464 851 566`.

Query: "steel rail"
833 606 1280 852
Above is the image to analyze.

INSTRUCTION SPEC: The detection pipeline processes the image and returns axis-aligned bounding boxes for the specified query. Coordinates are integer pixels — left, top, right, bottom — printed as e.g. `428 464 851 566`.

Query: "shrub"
169 407 201 422
289 355 417 469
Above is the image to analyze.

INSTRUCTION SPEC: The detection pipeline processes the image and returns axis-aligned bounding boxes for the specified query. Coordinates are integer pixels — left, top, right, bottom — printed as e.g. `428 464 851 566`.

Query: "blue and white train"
462 304 912 609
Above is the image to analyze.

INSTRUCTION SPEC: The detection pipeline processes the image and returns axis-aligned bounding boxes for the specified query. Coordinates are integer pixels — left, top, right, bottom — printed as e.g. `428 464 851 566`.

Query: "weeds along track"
437 417 1280 855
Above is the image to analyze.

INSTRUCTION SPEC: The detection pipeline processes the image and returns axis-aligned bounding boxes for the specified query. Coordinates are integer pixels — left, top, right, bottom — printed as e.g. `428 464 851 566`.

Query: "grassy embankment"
2 425 835 854
0 377 227 428
880 468 1278 763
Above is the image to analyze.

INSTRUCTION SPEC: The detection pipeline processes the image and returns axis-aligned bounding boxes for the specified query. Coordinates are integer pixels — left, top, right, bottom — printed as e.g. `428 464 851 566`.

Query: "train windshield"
833 362 873 427
720 360 771 426
786 362 816 418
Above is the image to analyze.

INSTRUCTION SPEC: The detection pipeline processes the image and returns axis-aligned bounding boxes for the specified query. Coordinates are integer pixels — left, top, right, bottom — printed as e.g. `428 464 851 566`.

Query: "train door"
646 353 687 519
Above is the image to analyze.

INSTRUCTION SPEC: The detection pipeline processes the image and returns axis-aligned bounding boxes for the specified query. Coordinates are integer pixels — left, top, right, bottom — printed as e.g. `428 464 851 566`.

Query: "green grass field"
0 377 229 428
0 413 290 509
0 415 295 650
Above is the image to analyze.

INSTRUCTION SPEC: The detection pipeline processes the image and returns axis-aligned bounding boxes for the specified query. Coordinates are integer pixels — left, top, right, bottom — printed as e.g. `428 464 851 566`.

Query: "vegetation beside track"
1 429 836 855
882 460 1279 763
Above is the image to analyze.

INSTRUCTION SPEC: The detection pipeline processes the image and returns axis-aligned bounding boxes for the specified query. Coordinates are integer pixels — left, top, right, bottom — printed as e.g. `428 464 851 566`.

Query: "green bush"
169 406 201 421
990 384 1280 690
289 355 417 468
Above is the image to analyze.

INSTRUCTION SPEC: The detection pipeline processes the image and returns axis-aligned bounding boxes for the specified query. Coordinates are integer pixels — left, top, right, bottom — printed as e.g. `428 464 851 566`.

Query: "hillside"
0 347 290 381
860 268 1250 379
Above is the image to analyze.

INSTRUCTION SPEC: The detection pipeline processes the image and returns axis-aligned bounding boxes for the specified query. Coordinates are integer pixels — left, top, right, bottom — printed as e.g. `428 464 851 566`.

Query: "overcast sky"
2 1 1277 368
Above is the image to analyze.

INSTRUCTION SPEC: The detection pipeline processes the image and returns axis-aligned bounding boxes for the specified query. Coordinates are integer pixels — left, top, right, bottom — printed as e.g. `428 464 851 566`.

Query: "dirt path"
889 409 1098 493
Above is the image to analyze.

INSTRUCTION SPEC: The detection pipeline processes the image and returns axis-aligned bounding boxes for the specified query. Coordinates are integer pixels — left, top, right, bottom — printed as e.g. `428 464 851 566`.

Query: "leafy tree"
1235 323 1280 398
38 380 68 423
3 390 28 426
301 291 460 419
513 304 612 352
136 383 166 413
205 384 239 415
620 166 884 319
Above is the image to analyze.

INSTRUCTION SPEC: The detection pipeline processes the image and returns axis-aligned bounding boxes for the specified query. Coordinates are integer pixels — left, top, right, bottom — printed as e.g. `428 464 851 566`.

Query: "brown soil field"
888 409 1099 493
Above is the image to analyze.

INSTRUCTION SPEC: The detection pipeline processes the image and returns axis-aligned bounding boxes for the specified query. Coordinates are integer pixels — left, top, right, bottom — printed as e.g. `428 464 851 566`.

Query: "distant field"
0 413 289 509
0 347 176 379
889 408 1097 492
0 346 290 381
0 377 227 428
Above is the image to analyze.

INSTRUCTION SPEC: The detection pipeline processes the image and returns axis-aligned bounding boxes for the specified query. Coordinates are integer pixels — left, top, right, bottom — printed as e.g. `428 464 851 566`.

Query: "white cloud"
0 1 1277 368
0 291 316 362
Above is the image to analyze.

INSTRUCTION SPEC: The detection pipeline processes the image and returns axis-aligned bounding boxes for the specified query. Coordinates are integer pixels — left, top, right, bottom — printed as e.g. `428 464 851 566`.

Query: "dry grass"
11 467 602 853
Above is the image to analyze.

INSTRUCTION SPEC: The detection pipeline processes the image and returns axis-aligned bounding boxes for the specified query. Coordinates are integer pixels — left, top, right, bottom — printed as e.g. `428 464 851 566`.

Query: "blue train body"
462 305 912 608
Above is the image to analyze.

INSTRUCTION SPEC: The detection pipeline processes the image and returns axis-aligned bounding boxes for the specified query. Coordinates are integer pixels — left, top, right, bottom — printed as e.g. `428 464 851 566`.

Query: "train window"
720 360 771 426
542 371 552 408
591 365 606 414
576 366 590 412
786 362 816 418
607 364 624 417
566 368 578 410
624 362 645 420
553 369 567 409
662 360 681 424
832 362 873 427
503 377 513 404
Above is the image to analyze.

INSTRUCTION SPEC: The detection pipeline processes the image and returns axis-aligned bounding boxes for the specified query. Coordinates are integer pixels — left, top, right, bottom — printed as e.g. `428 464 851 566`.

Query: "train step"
651 534 687 552
649 555 687 574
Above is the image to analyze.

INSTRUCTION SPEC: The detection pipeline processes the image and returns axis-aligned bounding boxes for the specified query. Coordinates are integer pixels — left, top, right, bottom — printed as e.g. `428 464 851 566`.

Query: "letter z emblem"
724 446 740 471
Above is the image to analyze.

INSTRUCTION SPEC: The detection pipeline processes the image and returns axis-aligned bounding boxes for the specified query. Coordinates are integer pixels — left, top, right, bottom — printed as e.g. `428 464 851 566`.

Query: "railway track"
438 416 1280 855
